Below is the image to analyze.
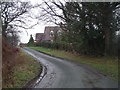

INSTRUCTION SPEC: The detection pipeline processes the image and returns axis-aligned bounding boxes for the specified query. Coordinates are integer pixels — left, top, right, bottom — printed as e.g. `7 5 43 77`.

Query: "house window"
57 30 61 36
50 30 54 37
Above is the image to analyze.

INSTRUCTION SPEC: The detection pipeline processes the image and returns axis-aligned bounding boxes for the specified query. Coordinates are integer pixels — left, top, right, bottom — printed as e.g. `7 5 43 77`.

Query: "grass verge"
28 46 118 82
12 50 40 88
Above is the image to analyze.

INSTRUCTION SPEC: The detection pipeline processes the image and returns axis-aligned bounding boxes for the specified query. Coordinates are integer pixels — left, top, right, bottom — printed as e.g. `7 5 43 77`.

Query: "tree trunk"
105 29 111 56
104 29 115 57
2 24 7 38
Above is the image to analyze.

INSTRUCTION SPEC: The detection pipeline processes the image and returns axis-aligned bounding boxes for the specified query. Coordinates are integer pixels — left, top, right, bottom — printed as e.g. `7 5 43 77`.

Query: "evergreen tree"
61 2 120 56
27 34 34 46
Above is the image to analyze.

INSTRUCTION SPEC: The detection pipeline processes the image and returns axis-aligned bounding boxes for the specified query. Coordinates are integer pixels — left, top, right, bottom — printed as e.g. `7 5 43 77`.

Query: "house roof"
35 33 45 41
44 26 62 41
35 26 63 42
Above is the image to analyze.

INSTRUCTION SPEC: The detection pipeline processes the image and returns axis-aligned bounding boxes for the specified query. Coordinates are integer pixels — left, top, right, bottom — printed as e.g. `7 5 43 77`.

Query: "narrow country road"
22 48 118 88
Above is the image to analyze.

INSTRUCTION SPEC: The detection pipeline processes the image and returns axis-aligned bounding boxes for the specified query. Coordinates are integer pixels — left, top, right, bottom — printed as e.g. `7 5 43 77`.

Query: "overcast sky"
19 0 57 43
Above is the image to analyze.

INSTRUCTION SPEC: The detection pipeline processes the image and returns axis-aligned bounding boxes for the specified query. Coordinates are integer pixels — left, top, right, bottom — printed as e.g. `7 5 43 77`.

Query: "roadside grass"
28 46 118 82
12 50 40 88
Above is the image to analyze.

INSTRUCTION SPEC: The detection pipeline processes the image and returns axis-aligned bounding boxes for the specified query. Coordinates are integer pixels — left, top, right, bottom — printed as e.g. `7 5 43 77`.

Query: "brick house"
35 33 45 42
35 26 62 42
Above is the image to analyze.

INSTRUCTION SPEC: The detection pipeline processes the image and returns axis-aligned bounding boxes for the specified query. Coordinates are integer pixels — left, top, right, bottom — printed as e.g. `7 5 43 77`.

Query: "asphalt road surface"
23 48 118 88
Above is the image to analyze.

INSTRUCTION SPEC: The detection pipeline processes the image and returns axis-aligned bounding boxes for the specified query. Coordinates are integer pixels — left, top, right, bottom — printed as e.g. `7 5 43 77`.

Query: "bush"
35 41 73 51
35 40 104 57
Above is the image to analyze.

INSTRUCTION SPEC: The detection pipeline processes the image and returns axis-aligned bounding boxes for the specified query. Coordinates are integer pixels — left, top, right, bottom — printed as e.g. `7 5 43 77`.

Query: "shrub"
2 38 20 87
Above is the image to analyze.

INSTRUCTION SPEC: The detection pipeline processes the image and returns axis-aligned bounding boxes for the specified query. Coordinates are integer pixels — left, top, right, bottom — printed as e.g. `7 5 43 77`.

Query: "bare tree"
1 1 40 35
1 1 40 45
36 0 66 25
